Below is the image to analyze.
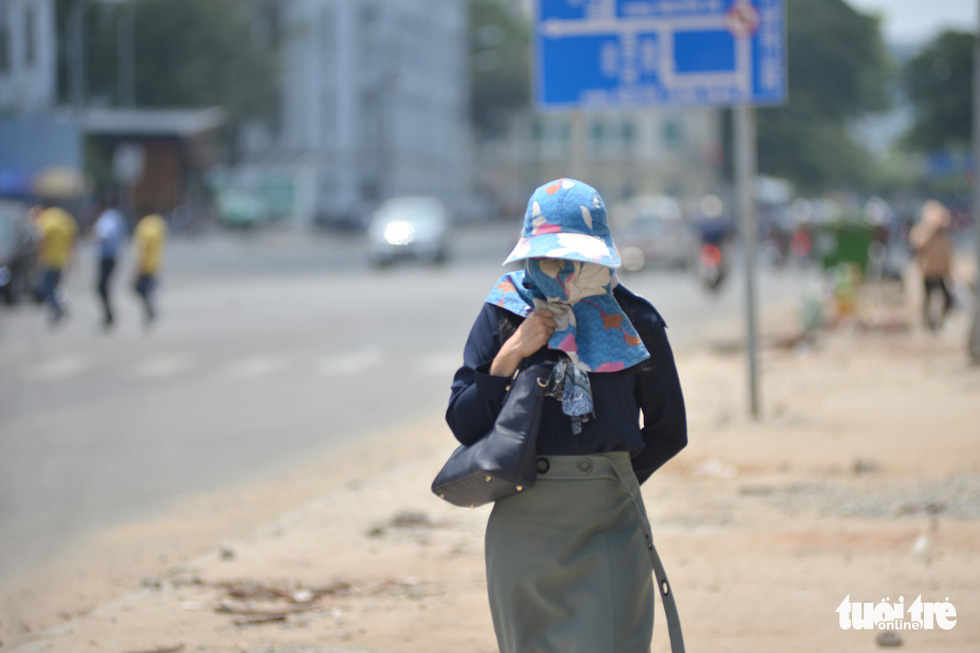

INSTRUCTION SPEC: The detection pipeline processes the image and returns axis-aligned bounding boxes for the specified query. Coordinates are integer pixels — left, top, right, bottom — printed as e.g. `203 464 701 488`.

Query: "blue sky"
847 0 976 45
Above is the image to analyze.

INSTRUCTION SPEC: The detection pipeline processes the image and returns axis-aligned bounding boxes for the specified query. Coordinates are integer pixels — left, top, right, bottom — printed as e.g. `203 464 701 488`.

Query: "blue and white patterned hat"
503 178 621 269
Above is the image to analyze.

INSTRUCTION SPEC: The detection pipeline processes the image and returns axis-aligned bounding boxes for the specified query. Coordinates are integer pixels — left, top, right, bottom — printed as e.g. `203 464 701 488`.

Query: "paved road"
0 224 815 586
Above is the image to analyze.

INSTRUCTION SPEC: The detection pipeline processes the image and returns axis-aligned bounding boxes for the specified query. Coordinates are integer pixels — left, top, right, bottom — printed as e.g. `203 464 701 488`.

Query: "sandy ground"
3 283 980 652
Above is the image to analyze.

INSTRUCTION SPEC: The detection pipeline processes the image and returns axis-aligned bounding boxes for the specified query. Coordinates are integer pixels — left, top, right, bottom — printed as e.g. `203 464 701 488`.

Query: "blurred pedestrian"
910 199 954 331
446 179 687 652
131 211 167 326
34 201 78 325
91 196 127 330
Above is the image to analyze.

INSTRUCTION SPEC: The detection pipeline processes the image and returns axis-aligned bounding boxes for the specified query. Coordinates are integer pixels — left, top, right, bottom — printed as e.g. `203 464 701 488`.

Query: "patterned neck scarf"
486 259 651 433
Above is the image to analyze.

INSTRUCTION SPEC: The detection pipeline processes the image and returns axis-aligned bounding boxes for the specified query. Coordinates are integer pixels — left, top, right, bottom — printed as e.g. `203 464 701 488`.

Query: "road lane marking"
315 347 384 377
228 354 291 379
132 353 197 379
25 356 88 381
417 351 461 376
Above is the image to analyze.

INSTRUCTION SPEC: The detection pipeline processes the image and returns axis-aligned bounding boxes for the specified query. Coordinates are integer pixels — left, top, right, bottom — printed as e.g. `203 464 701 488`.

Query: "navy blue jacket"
446 284 687 484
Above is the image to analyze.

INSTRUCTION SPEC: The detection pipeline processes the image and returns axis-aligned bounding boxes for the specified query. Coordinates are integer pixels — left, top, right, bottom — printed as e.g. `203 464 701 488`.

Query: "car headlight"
700 194 724 219
384 221 415 246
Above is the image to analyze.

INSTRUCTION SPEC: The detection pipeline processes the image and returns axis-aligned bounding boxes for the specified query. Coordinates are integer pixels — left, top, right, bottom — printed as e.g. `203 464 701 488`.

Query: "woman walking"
446 179 687 652
909 199 954 331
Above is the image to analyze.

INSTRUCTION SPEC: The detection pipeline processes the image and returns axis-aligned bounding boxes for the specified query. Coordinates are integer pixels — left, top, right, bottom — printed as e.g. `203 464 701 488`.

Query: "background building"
0 0 57 114
0 0 80 200
237 0 471 227
481 108 723 217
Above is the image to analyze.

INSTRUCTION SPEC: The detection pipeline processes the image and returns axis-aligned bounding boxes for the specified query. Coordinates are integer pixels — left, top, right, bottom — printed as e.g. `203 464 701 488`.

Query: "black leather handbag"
432 359 552 508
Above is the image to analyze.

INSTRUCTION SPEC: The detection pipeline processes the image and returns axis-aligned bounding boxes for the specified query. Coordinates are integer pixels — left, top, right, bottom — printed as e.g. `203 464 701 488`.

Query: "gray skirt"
485 452 656 653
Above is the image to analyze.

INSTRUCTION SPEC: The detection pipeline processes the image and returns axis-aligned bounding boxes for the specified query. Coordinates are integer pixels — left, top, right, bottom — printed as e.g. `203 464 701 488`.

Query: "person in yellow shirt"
34 202 78 324
132 212 167 326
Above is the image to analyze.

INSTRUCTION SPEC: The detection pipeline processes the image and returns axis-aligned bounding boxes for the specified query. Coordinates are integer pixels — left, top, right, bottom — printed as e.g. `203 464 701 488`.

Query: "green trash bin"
815 220 875 273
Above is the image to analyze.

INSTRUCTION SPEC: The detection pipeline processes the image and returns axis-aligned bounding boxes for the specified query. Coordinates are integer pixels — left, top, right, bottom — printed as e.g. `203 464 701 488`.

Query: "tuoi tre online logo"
837 595 957 631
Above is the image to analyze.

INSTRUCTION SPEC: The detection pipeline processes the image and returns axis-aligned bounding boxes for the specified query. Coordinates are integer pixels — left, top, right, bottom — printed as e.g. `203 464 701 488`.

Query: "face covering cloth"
486 259 651 434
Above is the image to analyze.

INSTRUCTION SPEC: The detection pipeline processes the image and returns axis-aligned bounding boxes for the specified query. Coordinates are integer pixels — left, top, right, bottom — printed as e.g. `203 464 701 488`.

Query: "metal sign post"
533 0 786 415
735 104 760 415
969 0 980 364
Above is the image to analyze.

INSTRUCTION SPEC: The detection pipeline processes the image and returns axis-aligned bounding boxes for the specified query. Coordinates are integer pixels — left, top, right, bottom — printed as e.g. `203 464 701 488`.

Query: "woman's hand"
490 310 556 377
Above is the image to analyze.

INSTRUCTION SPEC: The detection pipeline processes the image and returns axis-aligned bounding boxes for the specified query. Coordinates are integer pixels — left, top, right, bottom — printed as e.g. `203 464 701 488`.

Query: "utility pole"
735 104 760 417
117 2 136 107
69 0 86 112
969 0 980 364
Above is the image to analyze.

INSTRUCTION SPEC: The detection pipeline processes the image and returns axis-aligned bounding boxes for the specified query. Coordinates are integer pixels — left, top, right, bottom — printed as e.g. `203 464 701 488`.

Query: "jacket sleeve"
445 303 516 445
631 317 688 484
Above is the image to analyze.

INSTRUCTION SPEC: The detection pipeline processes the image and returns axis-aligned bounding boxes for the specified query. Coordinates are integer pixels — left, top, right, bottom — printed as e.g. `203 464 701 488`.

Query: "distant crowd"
27 198 167 330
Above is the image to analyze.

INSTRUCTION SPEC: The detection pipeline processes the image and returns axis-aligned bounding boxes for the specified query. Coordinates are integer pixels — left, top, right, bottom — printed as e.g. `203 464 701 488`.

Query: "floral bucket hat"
503 178 621 268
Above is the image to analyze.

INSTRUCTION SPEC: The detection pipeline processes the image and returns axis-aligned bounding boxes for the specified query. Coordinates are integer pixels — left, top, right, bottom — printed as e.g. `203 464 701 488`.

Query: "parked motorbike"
696 242 726 292
761 224 813 269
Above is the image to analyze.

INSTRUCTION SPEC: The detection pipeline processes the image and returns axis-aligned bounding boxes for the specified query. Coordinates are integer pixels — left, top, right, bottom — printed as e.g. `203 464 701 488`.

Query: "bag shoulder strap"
610 462 686 653
649 540 685 653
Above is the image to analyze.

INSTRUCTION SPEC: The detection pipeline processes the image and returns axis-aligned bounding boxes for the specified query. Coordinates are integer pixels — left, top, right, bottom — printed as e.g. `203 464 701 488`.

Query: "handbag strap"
648 536 685 653
611 464 686 653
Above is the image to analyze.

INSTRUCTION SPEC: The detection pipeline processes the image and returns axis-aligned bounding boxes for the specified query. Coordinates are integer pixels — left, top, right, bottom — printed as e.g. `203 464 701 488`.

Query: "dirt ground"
3 284 980 653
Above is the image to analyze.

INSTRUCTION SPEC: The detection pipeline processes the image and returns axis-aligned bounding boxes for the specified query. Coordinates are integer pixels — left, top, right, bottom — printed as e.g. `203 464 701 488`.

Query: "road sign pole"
968 0 980 364
735 104 761 417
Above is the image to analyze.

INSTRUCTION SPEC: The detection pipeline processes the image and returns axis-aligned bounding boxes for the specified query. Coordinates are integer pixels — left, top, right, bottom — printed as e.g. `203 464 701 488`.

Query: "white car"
609 195 697 271
367 196 451 267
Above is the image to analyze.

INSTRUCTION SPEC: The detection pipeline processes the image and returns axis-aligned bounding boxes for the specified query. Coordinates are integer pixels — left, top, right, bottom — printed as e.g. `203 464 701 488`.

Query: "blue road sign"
535 0 786 109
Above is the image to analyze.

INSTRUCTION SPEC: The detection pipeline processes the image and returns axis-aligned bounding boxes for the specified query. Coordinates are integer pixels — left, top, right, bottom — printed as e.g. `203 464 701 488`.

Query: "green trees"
902 30 972 152
756 0 891 193
130 0 278 122
56 0 279 123
468 0 531 137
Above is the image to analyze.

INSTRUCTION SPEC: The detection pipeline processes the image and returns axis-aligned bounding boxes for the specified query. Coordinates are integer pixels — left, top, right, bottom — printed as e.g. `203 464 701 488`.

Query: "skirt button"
577 458 593 474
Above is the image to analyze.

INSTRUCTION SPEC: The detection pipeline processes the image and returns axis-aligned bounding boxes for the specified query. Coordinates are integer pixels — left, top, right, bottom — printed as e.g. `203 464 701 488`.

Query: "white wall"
0 0 56 113
272 0 470 221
